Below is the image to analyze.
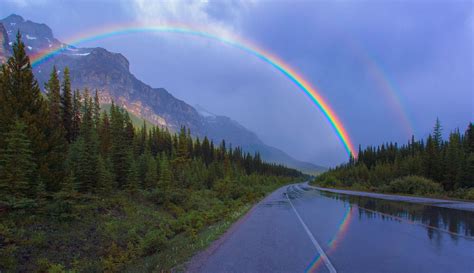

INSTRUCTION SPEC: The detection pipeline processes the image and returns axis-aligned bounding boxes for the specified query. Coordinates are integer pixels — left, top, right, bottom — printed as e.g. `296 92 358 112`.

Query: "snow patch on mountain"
26 34 36 40
71 52 90 56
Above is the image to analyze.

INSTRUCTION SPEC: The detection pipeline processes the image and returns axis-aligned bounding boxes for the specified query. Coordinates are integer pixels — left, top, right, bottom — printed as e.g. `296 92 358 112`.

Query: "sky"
1 0 473 166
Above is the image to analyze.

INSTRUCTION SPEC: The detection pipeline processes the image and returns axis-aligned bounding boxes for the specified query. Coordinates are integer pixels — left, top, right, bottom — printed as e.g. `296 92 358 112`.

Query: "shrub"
314 174 342 188
465 188 474 200
140 230 167 256
385 176 442 195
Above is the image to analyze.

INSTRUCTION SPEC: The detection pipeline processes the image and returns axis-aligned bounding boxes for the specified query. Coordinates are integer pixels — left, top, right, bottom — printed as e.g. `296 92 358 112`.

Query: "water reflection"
317 190 474 241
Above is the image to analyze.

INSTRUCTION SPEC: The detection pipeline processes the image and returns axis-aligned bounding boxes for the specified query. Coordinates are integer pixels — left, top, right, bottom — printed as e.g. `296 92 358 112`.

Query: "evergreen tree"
44 66 67 191
110 103 130 188
93 90 101 127
61 67 73 143
445 130 462 189
98 112 111 157
126 154 139 193
71 90 82 141
0 121 35 200
433 118 443 150
46 66 62 126
465 123 474 154
144 154 158 189
97 156 114 194
0 32 51 192
159 154 172 191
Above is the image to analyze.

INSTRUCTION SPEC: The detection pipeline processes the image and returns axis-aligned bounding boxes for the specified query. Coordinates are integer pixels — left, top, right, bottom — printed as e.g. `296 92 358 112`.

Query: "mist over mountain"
0 14 326 174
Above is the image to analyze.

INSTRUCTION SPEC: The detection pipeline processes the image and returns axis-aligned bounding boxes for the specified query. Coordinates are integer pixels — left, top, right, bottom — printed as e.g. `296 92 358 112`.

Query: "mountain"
0 14 326 174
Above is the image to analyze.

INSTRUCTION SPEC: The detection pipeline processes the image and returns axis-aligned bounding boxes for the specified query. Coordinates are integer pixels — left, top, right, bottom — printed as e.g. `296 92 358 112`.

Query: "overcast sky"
1 0 473 166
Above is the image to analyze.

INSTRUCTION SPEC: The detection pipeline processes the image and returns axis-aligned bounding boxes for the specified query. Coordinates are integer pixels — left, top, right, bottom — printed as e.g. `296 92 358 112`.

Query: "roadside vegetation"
0 34 304 272
313 120 474 200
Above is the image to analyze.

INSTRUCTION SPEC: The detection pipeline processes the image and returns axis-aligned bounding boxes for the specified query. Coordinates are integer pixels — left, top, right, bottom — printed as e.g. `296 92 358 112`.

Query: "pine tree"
61 67 73 143
144 154 158 189
98 112 111 157
465 123 474 154
159 154 172 191
44 66 67 191
445 130 462 189
46 66 61 126
0 121 35 200
71 90 82 142
126 154 139 193
0 32 51 193
93 90 101 127
109 104 131 188
69 91 100 193
97 156 114 193
433 118 443 150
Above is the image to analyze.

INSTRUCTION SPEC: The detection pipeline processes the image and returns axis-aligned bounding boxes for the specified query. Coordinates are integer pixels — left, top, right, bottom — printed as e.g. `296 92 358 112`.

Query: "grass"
0 178 294 272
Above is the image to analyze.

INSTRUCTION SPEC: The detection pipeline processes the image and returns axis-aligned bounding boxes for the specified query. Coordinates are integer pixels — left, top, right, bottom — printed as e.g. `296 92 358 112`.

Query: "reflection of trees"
318 191 474 241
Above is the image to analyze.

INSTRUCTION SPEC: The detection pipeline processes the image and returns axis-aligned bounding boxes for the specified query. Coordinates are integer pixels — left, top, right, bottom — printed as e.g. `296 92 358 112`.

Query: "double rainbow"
29 24 357 157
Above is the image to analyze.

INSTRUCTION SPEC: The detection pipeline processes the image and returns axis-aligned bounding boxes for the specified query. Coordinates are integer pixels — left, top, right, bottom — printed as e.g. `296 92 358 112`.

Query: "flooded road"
187 183 474 273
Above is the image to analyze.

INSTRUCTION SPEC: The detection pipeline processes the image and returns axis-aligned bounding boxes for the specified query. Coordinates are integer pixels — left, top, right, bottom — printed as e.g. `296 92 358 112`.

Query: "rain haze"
1 0 472 166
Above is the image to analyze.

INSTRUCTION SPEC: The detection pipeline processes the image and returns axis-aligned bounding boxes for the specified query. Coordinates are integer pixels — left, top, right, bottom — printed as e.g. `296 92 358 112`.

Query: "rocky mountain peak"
88 47 130 72
0 14 61 54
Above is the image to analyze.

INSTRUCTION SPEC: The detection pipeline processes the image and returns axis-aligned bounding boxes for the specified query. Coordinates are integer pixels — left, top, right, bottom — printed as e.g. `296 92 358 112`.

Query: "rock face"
0 14 326 173
0 23 11 63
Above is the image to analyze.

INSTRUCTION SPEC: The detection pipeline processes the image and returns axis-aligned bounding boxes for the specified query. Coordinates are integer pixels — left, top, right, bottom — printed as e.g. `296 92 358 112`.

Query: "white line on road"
285 186 337 273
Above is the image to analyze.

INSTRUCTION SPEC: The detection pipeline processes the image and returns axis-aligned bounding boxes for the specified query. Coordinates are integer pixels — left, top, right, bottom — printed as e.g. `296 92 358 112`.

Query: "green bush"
314 174 342 188
465 188 474 200
384 176 442 195
140 230 167 256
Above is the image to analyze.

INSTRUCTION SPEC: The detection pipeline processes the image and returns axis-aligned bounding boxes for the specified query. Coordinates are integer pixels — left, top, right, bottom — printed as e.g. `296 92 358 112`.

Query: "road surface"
186 182 474 273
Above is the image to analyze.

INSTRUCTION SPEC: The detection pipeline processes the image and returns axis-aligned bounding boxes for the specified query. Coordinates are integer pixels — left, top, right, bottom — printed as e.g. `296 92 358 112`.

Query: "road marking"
286 186 337 273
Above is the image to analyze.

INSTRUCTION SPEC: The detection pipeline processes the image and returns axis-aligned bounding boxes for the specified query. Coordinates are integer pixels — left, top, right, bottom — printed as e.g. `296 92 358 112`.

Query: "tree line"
0 33 301 210
316 118 474 198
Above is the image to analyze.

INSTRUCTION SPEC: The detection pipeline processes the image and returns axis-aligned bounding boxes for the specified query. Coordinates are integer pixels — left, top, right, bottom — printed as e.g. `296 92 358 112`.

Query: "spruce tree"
144 154 158 189
445 130 462 189
159 154 172 192
1 32 50 192
44 66 67 191
71 90 82 142
61 67 73 143
0 121 35 201
126 154 139 193
46 66 61 126
93 90 101 127
98 112 111 157
97 156 114 194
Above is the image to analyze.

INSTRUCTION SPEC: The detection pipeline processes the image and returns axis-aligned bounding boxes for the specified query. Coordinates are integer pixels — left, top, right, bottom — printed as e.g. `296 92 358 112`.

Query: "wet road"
187 183 474 273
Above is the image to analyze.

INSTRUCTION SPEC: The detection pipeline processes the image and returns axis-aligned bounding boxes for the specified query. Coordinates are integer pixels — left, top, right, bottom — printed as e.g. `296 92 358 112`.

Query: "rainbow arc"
29 24 357 157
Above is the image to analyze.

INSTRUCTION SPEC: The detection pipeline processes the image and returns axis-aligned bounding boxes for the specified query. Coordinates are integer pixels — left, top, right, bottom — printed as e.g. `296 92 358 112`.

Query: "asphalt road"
186 183 474 273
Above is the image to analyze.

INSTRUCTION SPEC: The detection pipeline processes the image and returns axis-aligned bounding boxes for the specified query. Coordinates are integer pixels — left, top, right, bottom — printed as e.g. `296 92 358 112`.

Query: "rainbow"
350 41 414 137
28 24 357 157
305 205 356 273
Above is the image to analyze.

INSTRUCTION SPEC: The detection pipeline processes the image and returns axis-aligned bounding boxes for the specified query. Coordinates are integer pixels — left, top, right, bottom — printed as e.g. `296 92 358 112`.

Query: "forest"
0 34 303 272
314 119 474 200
